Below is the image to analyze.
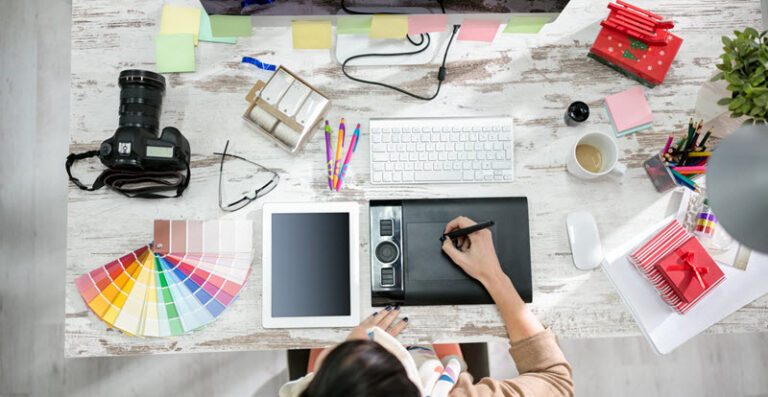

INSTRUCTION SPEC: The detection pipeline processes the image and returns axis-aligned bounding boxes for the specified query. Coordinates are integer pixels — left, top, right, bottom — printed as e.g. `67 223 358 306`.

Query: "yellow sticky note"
369 14 408 39
159 6 202 46
292 20 332 49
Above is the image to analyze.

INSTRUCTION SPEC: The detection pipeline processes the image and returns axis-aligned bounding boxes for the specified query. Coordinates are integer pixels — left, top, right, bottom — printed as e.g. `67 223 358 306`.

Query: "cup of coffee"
567 132 626 179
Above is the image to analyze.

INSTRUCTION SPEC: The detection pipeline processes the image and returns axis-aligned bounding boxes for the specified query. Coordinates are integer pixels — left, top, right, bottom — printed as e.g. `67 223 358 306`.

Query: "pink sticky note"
604 86 653 132
457 19 502 42
408 14 449 35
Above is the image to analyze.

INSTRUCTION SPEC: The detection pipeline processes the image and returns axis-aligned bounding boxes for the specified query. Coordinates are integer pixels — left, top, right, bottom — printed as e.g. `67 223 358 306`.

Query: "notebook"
603 216 768 354
604 86 653 136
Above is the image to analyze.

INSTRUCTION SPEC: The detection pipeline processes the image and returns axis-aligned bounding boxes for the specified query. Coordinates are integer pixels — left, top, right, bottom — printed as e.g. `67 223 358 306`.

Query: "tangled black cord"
341 24 460 101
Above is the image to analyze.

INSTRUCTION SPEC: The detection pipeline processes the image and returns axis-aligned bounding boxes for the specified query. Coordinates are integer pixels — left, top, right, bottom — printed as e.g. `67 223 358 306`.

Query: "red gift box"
588 0 683 87
655 237 725 304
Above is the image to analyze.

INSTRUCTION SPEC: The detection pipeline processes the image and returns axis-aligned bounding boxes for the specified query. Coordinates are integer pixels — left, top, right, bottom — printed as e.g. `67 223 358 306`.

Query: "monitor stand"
335 7 440 66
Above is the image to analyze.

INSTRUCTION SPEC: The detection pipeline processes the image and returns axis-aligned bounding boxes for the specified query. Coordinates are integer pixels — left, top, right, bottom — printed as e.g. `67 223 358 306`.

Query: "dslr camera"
98 70 190 171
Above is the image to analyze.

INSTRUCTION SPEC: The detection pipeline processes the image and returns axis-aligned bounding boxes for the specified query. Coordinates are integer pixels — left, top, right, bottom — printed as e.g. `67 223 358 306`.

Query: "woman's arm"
441 216 574 397
441 216 543 342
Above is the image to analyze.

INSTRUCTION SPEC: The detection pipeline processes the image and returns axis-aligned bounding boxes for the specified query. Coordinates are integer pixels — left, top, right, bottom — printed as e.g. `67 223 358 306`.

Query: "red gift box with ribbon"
655 237 725 304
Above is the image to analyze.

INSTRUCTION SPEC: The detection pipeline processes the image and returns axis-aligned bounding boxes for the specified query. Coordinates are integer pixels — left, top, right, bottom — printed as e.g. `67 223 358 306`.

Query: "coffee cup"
567 132 626 179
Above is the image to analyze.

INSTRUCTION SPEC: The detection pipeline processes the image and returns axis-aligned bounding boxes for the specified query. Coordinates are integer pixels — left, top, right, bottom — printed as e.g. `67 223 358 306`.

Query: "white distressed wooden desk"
65 0 767 357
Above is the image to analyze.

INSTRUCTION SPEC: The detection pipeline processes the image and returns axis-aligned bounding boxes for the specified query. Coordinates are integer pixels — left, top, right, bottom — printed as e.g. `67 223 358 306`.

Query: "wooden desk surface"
65 0 766 357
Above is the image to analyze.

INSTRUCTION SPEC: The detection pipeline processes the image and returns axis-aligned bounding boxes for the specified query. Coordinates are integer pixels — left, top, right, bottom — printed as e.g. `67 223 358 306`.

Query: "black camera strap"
65 151 190 199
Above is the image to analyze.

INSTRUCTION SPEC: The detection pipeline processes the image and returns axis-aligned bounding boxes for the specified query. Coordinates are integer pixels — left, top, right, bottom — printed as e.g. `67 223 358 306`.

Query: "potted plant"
711 27 768 125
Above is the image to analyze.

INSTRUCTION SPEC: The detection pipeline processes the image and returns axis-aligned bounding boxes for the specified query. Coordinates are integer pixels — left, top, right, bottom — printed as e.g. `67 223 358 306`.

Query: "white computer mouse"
566 211 603 270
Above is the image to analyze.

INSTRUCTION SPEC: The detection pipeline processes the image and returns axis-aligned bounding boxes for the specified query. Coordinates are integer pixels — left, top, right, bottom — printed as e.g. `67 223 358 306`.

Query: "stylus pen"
440 220 495 242
324 121 334 191
332 118 346 189
336 123 360 192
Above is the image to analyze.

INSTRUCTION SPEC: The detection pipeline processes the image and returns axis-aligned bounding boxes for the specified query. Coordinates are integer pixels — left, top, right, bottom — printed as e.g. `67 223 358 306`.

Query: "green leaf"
731 111 743 117
750 74 766 85
727 83 743 92
716 63 731 71
724 73 743 85
722 36 733 46
729 96 746 110
711 72 726 81
745 27 759 38
717 97 733 106
743 118 755 125
749 106 764 116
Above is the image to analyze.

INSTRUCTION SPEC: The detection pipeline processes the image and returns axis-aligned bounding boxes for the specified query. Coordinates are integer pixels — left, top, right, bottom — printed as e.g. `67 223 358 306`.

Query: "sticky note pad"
457 19 502 42
503 16 551 34
155 34 195 73
159 6 201 45
198 8 236 44
292 20 332 49
408 14 448 35
337 16 372 35
209 15 252 37
604 86 653 136
370 14 408 39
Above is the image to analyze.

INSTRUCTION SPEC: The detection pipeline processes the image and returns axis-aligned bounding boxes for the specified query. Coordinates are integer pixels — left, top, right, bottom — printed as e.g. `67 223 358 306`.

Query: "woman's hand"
346 306 408 341
441 216 505 285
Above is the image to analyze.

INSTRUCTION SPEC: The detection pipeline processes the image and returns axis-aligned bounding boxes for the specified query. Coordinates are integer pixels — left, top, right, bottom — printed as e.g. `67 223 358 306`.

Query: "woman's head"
300 339 420 397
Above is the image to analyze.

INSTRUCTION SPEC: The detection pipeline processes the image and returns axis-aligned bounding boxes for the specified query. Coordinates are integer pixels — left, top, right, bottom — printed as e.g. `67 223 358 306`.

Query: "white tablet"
262 202 359 328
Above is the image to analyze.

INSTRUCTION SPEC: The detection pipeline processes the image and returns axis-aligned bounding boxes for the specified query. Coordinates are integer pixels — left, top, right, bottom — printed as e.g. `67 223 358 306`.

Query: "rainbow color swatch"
74 220 253 337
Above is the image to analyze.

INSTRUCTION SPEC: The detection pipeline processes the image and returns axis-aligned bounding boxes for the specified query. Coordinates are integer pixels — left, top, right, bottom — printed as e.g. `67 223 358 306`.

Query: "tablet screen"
271 212 351 317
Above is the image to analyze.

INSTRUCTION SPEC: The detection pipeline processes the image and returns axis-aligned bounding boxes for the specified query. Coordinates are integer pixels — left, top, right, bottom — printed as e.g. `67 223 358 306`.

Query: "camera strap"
65 151 190 199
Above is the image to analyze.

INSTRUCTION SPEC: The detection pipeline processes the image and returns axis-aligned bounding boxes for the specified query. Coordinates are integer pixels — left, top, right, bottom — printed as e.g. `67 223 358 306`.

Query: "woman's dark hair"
300 339 420 397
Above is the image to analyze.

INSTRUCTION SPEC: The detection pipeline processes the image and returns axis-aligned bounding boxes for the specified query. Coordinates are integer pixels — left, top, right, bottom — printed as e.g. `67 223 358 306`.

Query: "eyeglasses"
214 140 279 212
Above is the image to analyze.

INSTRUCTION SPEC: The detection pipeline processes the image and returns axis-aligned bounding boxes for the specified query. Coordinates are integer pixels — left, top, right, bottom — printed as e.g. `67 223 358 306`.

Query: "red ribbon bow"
667 249 708 289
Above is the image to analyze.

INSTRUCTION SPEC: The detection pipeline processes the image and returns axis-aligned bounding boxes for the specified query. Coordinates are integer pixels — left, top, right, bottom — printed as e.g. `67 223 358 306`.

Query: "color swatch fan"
75 220 253 337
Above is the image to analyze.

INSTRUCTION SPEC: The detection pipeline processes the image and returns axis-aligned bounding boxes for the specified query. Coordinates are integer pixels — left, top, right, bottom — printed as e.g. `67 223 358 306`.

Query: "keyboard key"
492 161 512 170
390 153 399 161
373 172 383 182
415 170 462 182
373 153 388 162
372 134 381 143
372 144 386 152
405 161 414 170
392 134 401 143
409 153 418 161
403 171 414 181
373 162 385 171
385 162 394 171
463 170 475 180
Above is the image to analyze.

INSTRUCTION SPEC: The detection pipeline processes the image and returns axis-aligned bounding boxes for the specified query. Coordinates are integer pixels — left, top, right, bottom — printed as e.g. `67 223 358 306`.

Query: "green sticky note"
155 34 195 73
209 15 252 37
503 16 551 34
337 16 372 35
199 8 236 44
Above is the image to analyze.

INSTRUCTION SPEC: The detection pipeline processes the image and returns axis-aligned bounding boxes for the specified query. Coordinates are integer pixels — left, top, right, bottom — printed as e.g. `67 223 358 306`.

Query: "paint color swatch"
75 220 253 337
457 19 502 42
292 20 333 49
369 14 408 39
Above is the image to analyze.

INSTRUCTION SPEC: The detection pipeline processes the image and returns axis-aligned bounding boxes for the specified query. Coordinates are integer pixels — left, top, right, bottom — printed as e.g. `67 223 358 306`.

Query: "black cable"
341 24 459 101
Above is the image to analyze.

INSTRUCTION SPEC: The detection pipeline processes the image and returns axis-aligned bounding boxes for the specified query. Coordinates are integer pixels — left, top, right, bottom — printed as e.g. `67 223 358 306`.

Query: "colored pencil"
674 169 706 175
332 118 346 189
662 135 674 154
670 168 698 188
335 124 360 192
685 118 694 147
699 128 712 147
324 121 334 191
688 151 711 157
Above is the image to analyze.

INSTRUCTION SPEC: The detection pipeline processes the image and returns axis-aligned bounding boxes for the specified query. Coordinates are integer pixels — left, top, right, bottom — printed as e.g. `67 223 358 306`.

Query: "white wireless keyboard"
369 116 514 184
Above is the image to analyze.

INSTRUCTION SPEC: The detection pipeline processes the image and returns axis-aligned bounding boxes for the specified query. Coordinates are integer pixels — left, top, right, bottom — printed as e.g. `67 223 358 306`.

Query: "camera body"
99 126 190 171
96 69 190 171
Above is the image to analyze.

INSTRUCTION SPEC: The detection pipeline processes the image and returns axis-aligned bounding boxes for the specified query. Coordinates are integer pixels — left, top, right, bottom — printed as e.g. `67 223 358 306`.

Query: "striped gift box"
628 220 722 314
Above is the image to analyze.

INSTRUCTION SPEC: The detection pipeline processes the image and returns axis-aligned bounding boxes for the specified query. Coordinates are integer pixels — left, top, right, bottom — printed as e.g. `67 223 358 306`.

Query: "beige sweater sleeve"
449 329 574 397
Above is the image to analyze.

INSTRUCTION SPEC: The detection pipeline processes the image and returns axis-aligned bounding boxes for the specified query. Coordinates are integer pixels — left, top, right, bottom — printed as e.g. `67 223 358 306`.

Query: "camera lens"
118 70 166 135
375 241 399 264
